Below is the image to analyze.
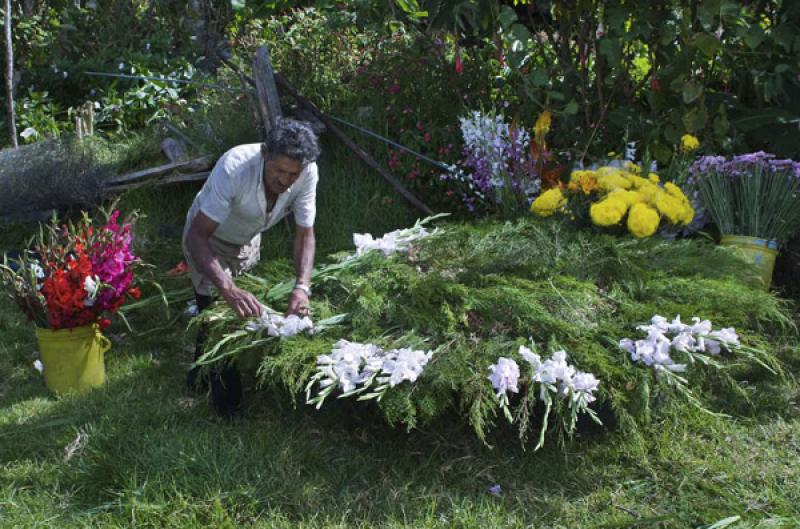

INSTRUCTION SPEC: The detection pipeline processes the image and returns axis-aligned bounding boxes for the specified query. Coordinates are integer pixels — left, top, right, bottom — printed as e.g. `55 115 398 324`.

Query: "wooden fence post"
252 46 283 137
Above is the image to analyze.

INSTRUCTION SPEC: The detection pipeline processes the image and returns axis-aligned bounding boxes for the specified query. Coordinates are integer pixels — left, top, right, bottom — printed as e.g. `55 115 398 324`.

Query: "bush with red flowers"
0 206 142 331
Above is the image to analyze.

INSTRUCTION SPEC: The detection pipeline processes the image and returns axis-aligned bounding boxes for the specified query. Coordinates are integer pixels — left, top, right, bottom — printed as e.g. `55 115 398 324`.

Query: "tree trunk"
4 0 18 148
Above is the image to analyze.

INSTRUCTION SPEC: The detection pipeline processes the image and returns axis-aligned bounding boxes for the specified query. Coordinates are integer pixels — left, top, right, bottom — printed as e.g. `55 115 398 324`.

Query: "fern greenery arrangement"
184 217 793 450
692 152 800 243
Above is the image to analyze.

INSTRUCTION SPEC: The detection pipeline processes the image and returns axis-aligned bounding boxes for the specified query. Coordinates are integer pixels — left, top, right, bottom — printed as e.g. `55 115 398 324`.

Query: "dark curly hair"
262 118 320 165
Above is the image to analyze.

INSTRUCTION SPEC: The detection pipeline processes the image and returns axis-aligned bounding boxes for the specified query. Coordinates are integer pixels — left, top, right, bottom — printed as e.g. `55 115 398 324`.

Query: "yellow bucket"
35 324 111 395
720 235 779 290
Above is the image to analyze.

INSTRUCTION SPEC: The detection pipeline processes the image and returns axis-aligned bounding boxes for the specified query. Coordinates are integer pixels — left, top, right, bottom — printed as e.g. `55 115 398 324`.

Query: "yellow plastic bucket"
720 235 779 289
35 324 111 394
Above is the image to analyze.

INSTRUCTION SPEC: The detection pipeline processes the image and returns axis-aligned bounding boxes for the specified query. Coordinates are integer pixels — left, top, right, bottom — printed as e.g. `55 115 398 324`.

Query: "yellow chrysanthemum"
654 191 688 225
660 183 695 224
627 203 660 238
680 134 700 153
627 174 650 189
648 172 660 184
590 197 628 227
596 166 620 177
663 182 685 199
568 170 599 195
531 187 566 217
633 181 660 205
608 189 646 207
597 173 633 192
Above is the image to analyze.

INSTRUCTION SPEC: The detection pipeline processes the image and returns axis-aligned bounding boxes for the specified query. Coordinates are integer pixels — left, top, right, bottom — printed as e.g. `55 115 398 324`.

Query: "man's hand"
286 288 310 317
221 285 263 319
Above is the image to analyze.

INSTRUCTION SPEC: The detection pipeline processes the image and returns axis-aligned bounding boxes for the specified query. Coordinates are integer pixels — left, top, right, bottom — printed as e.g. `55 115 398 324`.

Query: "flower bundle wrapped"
688 152 800 243
0 208 141 330
530 162 695 238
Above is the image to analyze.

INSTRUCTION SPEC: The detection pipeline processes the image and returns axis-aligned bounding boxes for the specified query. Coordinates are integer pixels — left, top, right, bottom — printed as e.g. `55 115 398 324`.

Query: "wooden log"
161 137 188 163
0 208 55 224
105 155 213 186
253 46 283 132
104 171 210 194
160 121 203 151
252 46 283 134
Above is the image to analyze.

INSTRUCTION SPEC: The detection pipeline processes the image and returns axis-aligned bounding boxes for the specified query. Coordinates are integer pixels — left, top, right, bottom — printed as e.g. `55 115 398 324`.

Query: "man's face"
264 154 303 196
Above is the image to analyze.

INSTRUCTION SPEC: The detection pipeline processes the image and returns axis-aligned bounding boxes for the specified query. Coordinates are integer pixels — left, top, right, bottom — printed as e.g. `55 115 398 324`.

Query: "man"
182 118 320 417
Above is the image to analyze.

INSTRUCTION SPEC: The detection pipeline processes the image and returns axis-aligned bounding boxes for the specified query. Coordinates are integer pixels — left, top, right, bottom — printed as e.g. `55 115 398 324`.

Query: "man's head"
261 119 320 196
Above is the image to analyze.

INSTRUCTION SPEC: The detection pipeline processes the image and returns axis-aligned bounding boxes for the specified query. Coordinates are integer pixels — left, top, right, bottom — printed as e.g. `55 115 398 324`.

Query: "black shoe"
210 364 242 419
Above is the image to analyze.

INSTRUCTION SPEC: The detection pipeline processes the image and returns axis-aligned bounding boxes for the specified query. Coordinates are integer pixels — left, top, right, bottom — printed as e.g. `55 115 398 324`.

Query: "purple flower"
488 484 502 496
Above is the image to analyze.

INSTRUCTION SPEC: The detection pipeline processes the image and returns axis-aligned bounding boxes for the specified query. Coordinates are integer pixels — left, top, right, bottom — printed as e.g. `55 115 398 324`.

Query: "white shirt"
186 144 318 245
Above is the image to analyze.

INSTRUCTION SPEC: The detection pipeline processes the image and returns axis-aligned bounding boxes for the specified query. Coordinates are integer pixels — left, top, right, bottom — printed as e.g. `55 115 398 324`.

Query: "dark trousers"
190 291 242 417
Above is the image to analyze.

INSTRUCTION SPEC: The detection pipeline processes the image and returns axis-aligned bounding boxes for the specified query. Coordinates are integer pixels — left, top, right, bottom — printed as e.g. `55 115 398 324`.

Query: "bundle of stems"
697 158 800 243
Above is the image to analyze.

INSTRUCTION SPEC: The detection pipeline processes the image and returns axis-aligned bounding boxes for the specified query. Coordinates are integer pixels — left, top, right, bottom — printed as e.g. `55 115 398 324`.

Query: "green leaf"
231 0 246 10
743 25 765 49
598 39 622 64
499 5 518 29
703 516 742 529
564 100 579 115
713 109 730 138
696 6 714 30
693 33 722 58
528 68 549 87
682 80 703 104
682 105 708 132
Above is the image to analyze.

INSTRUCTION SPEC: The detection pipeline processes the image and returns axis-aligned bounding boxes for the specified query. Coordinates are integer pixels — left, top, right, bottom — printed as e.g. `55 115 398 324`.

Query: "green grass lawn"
2 141 800 528
1 309 799 528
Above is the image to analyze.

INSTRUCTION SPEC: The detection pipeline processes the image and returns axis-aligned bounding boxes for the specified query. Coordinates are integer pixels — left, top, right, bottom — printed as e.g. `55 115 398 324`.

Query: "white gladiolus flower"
710 327 739 347
670 332 696 353
83 275 100 306
488 357 520 397
381 347 433 387
690 317 713 336
570 371 600 403
622 314 741 374
518 345 541 370
311 341 432 402
534 350 575 387
352 226 433 258
245 311 313 337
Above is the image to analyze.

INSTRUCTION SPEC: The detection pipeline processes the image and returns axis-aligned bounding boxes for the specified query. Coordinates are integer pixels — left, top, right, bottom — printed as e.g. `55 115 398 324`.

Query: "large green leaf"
498 5 517 29
692 33 722 58
682 105 708 132
682 80 703 104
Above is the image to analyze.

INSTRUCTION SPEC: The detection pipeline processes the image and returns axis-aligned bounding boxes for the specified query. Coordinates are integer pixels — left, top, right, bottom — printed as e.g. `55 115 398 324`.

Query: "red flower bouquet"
1 207 142 331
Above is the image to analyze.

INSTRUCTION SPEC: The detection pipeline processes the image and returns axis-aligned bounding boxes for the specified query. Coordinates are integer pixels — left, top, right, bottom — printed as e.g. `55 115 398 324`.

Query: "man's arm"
186 211 263 319
287 225 315 316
